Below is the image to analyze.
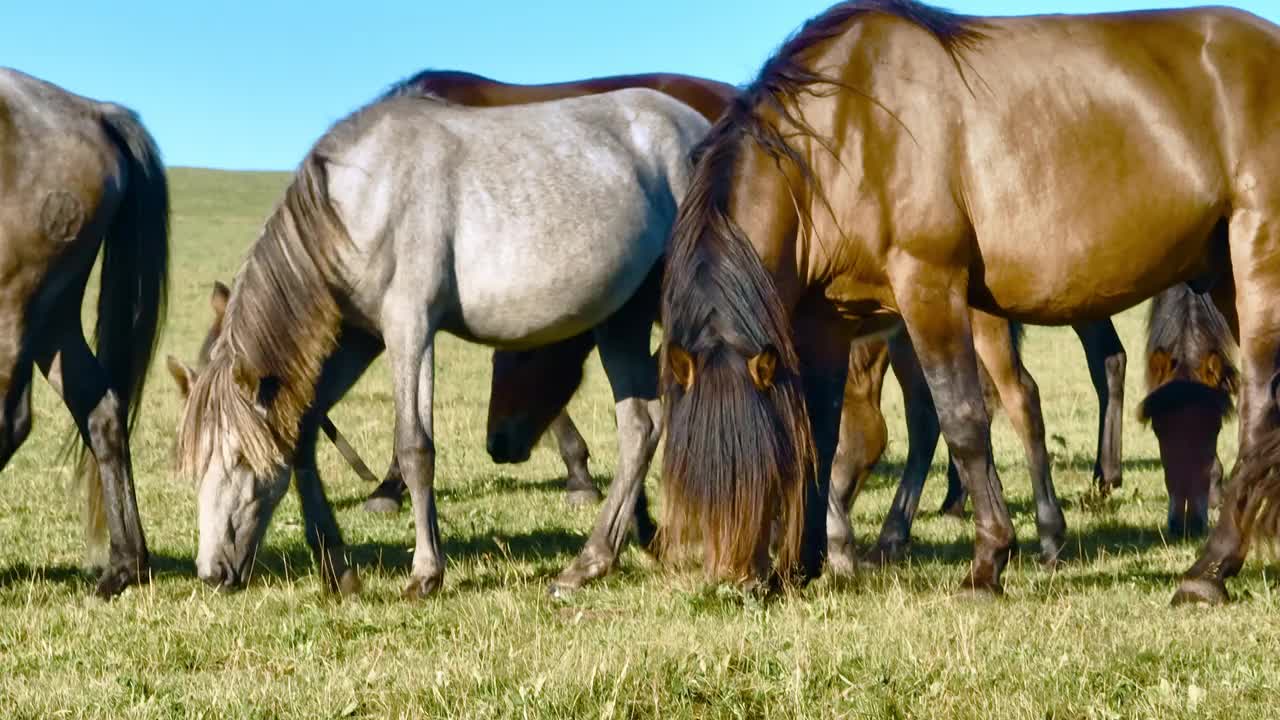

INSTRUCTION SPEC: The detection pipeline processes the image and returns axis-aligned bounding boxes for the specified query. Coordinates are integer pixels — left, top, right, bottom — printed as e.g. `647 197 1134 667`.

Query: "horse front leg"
295 333 381 594
894 261 1015 594
826 339 888 576
871 332 943 563
548 411 603 506
1073 319 1126 494
549 299 659 597
383 306 445 599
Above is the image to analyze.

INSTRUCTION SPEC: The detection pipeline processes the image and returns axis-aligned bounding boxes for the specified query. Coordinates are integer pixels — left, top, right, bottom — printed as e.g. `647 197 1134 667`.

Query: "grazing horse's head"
1140 285 1238 539
176 154 346 589
486 333 594 463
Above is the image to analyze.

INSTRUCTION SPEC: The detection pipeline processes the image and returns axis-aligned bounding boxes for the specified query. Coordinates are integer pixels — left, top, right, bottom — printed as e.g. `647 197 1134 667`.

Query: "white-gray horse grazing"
174 88 708 598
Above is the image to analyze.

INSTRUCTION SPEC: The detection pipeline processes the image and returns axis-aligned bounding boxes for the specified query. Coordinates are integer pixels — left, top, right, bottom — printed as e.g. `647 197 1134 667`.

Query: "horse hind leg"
549 411 603 506
1174 208 1280 605
35 320 148 598
549 294 660 597
973 312 1065 566
1073 319 1126 494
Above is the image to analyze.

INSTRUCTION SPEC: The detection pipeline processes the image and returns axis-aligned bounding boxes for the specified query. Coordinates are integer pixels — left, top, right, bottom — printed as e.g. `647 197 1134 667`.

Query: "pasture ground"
1 168 1277 719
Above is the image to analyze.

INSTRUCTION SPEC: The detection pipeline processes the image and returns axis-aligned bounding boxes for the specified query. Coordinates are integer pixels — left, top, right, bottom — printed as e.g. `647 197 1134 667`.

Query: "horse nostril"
487 434 508 461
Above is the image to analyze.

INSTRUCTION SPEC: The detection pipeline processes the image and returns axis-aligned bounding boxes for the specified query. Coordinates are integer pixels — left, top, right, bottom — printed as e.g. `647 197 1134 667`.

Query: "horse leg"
549 411 602 506
869 332 943 563
895 265 1015 594
826 340 889 576
295 333 380 594
550 298 659 596
382 305 445 599
1174 211 1277 605
35 324 148 598
793 304 853 584
1073 319 1126 494
973 313 1065 566
939 454 969 517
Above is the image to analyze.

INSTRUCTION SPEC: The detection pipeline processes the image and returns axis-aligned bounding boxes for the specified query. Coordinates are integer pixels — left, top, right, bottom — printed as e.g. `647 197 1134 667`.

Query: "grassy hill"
0 167 1274 719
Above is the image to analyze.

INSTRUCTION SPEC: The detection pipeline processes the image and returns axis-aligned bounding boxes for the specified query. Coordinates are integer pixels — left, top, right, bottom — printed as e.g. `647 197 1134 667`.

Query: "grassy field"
0 166 1277 719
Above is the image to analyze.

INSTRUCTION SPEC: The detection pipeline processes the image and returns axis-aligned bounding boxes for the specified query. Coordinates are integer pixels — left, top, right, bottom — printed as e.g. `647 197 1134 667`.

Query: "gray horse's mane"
177 151 348 479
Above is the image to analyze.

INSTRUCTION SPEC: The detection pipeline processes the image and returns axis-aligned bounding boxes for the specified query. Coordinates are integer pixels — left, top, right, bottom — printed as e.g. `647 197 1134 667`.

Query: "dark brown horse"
1140 284 1238 538
0 69 169 597
659 1 1280 605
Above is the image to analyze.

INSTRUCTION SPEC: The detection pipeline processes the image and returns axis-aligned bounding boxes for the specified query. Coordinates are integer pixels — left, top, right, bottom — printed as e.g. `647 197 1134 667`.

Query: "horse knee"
617 399 659 458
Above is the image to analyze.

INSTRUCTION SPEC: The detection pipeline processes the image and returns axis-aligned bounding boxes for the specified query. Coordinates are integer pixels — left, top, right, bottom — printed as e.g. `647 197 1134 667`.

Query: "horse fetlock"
565 485 603 507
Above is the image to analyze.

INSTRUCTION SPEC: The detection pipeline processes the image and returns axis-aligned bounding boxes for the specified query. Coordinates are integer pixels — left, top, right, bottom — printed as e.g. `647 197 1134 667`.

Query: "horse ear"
1200 352 1224 389
211 281 230 318
747 346 779 391
167 355 195 398
1147 349 1174 386
669 344 696 390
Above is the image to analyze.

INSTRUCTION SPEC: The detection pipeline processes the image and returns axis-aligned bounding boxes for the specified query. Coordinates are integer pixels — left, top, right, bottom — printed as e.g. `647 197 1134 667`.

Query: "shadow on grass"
330 472 596 511
0 551 196 592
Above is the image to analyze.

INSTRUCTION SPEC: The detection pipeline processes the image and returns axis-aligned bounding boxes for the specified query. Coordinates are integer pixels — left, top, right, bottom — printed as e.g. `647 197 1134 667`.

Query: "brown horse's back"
393 70 736 122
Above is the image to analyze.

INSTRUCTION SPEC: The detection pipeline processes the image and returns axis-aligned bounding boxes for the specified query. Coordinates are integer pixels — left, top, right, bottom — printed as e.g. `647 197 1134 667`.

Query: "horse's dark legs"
35 325 148 598
939 455 968 517
870 333 942 562
549 292 660 596
971 313 1065 565
1175 241 1261 606
896 269 1014 593
825 341 890 576
0 365 34 469
1074 319 1126 494
548 411 603 506
295 333 381 593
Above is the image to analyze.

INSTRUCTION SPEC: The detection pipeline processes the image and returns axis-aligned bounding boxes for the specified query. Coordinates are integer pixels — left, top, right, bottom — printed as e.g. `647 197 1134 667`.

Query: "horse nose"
487 433 511 463
199 562 243 591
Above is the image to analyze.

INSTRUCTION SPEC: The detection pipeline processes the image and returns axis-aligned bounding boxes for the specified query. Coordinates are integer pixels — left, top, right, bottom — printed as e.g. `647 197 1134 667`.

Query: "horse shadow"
0 551 197 592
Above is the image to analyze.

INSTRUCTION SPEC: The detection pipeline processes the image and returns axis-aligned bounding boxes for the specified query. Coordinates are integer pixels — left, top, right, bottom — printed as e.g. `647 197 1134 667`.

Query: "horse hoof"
939 504 967 520
401 574 443 600
826 546 858 577
565 487 604 507
861 542 908 568
94 561 146 599
959 569 1004 597
363 496 402 514
1171 578 1230 606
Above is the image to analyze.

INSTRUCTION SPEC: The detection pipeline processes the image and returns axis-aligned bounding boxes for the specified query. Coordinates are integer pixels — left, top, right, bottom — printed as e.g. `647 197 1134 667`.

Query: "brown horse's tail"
78 105 170 562
659 132 812 582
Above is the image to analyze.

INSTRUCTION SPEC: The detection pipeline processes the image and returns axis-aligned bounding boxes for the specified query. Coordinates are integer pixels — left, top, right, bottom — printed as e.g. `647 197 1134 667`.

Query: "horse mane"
661 1 984 579
1139 283 1239 422
177 151 348 479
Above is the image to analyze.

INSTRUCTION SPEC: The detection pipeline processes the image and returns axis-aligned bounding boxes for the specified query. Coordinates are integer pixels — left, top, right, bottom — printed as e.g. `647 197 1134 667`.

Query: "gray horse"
0 68 169 597
174 88 707 598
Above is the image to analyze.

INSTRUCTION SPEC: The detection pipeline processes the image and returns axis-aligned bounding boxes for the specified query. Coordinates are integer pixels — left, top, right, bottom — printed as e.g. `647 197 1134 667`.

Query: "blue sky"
6 1 1277 170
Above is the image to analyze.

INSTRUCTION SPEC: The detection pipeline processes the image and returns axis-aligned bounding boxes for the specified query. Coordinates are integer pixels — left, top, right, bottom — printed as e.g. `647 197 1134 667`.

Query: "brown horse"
659 1 1280 605
1140 284 1238 538
354 69 739 514
0 69 169 597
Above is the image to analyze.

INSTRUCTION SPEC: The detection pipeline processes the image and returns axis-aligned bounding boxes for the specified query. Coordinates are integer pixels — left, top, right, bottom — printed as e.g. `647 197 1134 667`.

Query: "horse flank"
660 1 986 579
176 152 348 480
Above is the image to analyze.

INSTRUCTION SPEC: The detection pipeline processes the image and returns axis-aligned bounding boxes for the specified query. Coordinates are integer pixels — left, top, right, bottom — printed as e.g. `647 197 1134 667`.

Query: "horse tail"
78 104 170 560
659 135 812 582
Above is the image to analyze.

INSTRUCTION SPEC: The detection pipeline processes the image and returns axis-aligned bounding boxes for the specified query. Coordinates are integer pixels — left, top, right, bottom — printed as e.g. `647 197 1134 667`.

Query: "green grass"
1 166 1277 719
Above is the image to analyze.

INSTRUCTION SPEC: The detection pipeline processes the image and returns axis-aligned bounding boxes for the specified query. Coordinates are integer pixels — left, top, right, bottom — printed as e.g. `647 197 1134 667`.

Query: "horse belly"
450 200 665 348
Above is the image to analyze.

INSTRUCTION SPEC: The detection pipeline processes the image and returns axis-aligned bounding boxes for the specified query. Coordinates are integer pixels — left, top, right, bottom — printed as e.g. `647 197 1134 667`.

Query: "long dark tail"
79 105 170 557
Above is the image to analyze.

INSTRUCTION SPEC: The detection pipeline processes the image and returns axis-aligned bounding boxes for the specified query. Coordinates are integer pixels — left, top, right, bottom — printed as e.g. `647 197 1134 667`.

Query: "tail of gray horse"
79 105 170 559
